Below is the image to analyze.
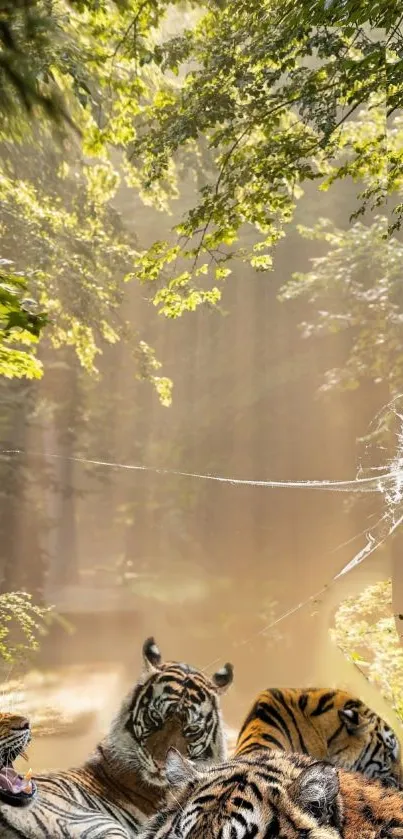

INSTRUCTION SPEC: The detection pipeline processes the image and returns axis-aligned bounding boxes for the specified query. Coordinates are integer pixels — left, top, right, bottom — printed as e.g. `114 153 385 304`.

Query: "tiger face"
235 688 402 788
338 703 401 787
139 750 344 839
107 637 234 788
0 712 36 808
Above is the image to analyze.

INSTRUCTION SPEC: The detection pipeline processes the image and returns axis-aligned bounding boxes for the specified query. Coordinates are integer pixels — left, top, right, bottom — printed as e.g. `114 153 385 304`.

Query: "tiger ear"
142 637 162 672
288 762 339 826
339 708 366 733
165 748 199 787
211 663 234 694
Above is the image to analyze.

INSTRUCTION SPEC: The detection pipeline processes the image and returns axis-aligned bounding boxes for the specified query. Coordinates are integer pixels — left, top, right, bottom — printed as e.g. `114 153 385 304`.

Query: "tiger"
235 687 402 787
138 746 403 838
0 636 234 838
0 712 36 808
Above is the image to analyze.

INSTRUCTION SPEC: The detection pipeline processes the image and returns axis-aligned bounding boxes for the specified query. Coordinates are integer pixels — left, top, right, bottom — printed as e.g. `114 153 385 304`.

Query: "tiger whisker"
169 791 185 813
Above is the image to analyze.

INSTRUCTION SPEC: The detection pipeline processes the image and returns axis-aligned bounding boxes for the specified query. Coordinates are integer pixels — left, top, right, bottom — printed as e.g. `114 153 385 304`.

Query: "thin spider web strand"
200 510 403 671
0 449 399 492
200 585 329 673
206 394 402 669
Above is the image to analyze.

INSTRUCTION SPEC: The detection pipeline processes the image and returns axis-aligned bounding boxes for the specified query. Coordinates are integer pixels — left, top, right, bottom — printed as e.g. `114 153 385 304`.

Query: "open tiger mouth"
0 750 37 808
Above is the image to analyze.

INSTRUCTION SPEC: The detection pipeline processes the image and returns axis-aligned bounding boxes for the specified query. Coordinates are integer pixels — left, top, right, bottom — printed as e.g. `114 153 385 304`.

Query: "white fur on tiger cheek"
180 808 261 839
221 824 245 839
225 810 262 838
381 727 400 760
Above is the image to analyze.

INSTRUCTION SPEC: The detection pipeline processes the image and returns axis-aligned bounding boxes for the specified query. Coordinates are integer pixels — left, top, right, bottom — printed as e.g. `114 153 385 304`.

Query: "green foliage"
0 591 51 664
0 1 71 125
0 140 142 377
0 266 47 338
0 0 205 132
332 580 403 722
278 215 403 394
0 260 47 378
1 0 400 401
134 340 173 405
0 0 211 394
129 0 401 313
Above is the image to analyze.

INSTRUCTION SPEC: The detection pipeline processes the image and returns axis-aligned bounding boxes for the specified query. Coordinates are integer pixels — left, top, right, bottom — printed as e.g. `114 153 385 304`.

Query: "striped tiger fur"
0 637 234 838
0 712 37 808
235 687 402 787
138 747 403 839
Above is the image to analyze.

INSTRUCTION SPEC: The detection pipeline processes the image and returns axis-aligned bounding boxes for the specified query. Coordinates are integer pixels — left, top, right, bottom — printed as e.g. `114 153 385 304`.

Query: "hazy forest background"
1 0 403 769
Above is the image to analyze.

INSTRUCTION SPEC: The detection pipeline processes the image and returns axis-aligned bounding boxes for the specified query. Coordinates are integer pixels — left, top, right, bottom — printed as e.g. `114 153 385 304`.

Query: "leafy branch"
332 580 403 721
0 261 48 379
0 591 52 664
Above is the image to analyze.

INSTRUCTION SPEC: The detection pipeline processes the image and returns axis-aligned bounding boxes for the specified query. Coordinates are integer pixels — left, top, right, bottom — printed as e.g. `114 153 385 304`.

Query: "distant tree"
279 214 402 396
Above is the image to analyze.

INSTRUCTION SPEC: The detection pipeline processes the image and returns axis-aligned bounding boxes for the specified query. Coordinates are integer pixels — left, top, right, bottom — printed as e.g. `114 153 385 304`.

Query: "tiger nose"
11 717 30 730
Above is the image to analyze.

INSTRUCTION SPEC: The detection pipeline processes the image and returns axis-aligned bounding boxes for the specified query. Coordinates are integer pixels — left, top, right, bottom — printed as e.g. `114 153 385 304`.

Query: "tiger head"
139 749 344 838
0 712 37 808
106 637 234 788
327 696 402 788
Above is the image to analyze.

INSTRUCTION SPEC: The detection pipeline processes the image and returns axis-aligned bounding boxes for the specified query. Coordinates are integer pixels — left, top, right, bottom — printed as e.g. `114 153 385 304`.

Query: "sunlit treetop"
0 0 213 132
0 0 208 394
127 0 402 316
0 0 401 387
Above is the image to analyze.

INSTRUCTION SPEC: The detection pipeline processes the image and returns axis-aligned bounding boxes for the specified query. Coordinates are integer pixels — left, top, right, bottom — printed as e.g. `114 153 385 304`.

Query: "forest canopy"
0 0 401 397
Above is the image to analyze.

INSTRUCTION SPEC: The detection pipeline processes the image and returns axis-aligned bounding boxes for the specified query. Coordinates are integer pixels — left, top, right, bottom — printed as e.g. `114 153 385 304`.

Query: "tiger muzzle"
145 718 188 769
